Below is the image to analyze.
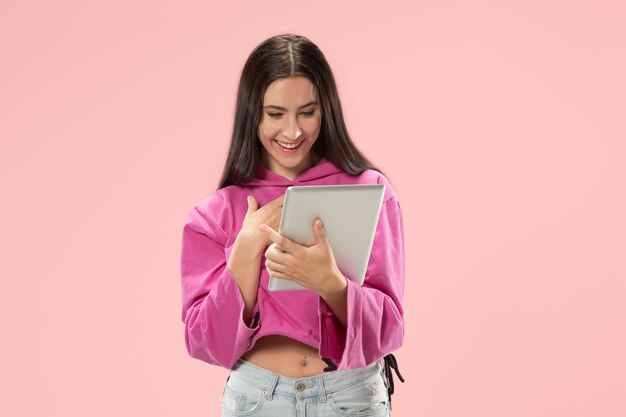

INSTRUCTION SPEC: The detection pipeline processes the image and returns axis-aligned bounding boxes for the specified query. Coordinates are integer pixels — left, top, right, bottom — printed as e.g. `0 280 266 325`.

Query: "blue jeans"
221 358 391 416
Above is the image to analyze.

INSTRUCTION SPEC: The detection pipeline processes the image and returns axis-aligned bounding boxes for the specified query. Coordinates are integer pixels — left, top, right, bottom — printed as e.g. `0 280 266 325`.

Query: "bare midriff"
240 334 333 378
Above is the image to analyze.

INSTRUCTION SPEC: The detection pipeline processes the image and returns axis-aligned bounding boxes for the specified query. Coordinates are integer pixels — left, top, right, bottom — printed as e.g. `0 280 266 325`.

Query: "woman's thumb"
247 195 258 211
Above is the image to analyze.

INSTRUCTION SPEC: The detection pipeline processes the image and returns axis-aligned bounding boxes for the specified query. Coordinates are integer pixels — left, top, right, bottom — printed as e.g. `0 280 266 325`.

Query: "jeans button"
295 382 305 392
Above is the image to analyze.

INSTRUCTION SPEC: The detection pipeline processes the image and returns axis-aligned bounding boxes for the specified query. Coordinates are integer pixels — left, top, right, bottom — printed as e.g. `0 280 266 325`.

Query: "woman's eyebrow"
263 101 318 111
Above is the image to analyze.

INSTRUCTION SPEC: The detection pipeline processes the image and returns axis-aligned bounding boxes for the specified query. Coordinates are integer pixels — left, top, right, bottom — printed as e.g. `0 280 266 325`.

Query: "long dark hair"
217 33 384 190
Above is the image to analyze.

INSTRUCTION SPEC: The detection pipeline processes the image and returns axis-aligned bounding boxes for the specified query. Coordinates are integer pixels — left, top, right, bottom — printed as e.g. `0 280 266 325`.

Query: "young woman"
180 33 405 416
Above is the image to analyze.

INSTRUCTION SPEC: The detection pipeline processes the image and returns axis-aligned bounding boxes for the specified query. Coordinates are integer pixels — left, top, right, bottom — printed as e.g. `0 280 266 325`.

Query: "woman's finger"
265 243 285 260
259 224 296 253
265 259 288 275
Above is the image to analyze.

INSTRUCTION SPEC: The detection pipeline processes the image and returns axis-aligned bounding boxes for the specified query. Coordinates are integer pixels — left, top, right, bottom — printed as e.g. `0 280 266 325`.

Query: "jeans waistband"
229 358 384 402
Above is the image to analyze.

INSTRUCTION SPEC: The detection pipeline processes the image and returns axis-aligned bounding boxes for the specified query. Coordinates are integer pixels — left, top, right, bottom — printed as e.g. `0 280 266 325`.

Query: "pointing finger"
259 224 294 252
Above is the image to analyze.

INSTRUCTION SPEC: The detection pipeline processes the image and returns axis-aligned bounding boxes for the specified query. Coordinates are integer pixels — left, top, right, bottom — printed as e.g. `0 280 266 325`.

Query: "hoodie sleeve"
180 201 260 369
318 196 405 370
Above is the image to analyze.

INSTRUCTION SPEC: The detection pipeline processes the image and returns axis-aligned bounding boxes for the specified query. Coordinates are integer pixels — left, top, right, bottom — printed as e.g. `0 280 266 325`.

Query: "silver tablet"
268 184 386 291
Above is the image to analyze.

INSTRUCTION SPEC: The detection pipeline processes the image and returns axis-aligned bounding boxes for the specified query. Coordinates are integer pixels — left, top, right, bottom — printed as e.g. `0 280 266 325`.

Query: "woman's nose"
281 116 302 140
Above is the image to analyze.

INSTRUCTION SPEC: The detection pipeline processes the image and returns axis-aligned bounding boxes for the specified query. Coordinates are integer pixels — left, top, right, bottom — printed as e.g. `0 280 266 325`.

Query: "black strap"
321 357 338 372
382 353 405 411
250 310 260 328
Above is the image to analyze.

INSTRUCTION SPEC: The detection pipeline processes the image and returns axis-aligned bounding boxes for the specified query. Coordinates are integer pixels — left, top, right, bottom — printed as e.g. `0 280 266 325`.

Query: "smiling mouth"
274 139 305 149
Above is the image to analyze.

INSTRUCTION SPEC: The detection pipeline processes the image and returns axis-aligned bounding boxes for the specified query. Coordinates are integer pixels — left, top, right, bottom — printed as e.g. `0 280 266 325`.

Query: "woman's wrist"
319 270 348 301
232 233 264 260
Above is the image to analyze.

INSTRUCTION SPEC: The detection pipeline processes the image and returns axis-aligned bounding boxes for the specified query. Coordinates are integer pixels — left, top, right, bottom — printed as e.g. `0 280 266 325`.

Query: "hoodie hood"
244 157 345 187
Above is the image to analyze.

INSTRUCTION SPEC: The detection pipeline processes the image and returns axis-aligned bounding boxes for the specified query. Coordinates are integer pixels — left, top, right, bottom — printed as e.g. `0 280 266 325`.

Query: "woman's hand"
259 218 347 299
235 193 285 257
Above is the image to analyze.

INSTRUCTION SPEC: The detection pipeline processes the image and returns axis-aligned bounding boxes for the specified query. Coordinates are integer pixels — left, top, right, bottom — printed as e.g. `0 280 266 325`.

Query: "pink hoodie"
180 157 405 371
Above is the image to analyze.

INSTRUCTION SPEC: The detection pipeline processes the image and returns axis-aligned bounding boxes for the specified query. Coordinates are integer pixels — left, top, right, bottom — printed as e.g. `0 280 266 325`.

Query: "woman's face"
258 76 322 180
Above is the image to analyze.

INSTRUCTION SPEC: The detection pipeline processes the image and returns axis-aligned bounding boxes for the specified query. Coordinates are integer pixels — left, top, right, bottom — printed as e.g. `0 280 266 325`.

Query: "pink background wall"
1 1 624 416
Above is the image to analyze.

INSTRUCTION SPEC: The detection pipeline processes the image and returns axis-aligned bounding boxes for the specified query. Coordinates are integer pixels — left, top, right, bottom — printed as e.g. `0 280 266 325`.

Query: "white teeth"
276 140 302 149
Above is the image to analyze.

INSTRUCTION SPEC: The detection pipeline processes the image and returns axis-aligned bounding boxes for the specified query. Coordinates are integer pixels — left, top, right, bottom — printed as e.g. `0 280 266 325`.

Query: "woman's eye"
267 111 315 118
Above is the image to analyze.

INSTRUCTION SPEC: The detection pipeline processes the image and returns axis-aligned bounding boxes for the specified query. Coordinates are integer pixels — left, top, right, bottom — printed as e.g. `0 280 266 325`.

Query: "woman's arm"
180 201 261 369
227 237 262 325
318 196 405 370
319 280 348 328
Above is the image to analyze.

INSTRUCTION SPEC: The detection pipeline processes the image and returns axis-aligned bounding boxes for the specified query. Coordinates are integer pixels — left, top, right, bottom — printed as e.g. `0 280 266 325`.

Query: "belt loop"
316 374 327 403
264 373 279 401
